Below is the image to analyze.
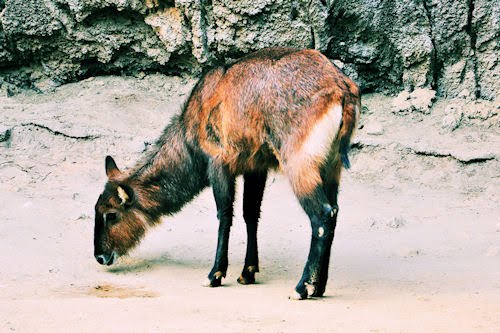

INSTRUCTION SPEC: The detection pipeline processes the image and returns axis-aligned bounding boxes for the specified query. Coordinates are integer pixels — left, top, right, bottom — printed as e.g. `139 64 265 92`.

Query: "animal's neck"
128 117 208 221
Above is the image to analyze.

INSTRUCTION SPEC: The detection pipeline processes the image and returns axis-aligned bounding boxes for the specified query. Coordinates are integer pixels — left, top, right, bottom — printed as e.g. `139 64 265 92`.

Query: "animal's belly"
201 135 279 174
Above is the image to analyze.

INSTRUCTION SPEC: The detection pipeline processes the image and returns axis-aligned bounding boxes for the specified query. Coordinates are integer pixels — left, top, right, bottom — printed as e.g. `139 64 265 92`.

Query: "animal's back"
183 48 360 175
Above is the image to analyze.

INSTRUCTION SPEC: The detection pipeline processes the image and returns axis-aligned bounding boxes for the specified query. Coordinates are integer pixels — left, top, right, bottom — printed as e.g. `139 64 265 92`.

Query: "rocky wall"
0 0 497 99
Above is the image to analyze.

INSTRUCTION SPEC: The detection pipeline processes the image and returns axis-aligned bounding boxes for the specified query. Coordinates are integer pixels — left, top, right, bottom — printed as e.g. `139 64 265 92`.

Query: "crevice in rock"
180 10 196 56
0 35 29 71
144 0 176 15
0 161 31 173
290 1 299 20
0 127 11 142
350 141 367 150
50 1 75 35
407 148 494 164
80 52 162 78
465 0 481 99
422 0 440 90
0 67 37 94
198 0 213 64
310 26 316 49
351 140 496 164
158 0 175 9
18 123 101 141
80 6 143 27
175 10 203 73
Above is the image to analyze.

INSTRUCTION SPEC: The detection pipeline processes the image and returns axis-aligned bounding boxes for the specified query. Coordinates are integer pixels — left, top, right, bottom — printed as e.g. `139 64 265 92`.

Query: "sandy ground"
0 75 499 332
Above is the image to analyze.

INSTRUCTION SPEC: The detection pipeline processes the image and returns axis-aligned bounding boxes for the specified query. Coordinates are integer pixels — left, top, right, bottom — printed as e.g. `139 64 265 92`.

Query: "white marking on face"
301 104 343 161
318 227 325 238
117 186 129 205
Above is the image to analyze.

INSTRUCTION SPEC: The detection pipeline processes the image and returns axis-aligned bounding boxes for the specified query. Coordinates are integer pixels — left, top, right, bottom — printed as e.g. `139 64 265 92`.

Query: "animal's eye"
105 212 118 224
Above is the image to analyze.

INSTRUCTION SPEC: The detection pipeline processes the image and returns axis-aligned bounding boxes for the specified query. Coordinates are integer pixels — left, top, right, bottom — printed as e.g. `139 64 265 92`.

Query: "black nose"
95 254 107 265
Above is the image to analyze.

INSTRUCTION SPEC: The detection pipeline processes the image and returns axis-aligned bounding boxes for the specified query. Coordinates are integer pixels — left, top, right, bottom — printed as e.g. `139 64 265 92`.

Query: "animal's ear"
117 185 134 207
105 156 121 179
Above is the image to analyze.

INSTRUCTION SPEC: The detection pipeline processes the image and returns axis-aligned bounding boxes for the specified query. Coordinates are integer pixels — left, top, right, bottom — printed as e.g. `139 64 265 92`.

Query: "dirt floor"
0 75 499 332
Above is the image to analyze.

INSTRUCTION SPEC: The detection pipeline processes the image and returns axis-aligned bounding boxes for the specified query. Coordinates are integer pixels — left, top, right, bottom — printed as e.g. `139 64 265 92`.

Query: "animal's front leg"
204 162 235 287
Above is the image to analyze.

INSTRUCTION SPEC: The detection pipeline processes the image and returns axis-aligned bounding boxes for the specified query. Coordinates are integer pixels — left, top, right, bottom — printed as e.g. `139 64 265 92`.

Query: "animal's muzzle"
95 252 116 266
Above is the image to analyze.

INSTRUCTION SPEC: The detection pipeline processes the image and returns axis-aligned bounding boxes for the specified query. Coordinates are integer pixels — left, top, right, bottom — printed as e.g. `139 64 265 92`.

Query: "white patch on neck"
301 104 343 161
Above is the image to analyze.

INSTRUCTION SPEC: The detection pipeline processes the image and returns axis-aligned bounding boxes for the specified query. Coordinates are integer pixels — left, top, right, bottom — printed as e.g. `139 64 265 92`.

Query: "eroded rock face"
473 0 499 101
0 0 497 101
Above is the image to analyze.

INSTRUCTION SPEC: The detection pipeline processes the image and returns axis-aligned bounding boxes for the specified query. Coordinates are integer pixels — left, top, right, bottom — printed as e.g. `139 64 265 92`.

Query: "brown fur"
184 47 359 196
94 47 360 265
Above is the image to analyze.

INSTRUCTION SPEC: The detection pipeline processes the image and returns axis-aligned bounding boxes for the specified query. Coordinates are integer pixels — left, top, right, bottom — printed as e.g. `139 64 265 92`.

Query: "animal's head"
93 156 147 265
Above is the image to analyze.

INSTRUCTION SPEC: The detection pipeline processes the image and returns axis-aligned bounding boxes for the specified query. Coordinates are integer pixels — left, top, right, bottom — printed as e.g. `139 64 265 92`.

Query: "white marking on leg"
301 104 343 161
318 227 325 238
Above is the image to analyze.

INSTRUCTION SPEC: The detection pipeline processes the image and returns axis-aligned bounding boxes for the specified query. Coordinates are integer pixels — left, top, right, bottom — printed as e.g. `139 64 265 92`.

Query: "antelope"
93 47 360 299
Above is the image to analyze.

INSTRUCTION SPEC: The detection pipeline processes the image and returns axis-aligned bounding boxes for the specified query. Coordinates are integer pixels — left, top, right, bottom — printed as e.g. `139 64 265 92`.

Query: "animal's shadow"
106 253 207 274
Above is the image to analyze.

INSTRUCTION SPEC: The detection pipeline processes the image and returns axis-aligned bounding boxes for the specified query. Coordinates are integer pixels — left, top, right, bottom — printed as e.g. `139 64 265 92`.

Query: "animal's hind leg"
315 159 343 297
286 164 338 299
205 161 235 287
321 159 342 212
238 171 267 285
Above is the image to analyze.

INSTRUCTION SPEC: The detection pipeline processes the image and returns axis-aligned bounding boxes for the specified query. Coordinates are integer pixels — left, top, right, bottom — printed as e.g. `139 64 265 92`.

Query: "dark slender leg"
293 186 338 299
237 171 267 285
314 184 338 297
315 162 342 296
205 162 235 287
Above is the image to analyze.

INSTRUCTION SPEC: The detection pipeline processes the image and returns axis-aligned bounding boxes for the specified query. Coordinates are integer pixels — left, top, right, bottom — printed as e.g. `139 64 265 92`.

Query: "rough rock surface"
392 88 437 115
441 103 463 131
0 0 498 101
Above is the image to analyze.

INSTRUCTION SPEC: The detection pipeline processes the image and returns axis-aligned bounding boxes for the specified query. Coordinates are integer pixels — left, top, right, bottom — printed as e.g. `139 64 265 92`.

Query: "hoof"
289 290 307 300
311 287 325 297
237 274 255 285
202 271 224 287
305 282 316 297
291 281 321 300
237 266 257 285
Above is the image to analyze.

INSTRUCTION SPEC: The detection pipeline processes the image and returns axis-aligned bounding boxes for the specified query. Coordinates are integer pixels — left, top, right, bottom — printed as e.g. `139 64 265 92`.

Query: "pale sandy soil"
0 75 499 333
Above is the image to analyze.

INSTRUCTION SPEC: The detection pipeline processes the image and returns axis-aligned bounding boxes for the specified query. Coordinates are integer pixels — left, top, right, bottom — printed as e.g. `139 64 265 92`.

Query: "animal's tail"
339 91 361 169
